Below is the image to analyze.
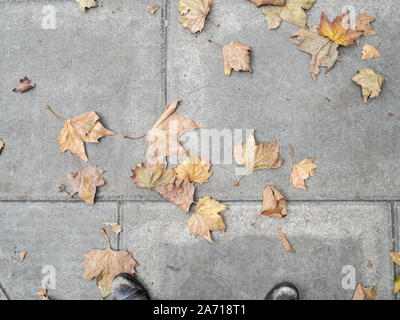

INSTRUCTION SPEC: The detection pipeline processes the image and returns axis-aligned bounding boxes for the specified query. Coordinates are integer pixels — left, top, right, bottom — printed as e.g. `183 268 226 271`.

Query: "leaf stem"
206 16 220 28
45 105 64 121
234 168 252 187
123 134 147 140
290 144 296 165
208 39 223 48
250 214 261 226
100 228 111 249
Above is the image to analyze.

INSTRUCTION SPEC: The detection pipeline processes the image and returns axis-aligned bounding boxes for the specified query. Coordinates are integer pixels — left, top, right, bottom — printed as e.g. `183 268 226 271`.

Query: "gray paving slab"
167 0 400 201
120 201 394 300
394 203 400 299
0 202 118 300
0 0 165 201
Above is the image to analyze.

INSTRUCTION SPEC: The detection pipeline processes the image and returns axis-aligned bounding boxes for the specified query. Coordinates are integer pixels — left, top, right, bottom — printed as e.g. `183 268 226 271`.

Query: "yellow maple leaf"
178 0 212 34
176 153 212 184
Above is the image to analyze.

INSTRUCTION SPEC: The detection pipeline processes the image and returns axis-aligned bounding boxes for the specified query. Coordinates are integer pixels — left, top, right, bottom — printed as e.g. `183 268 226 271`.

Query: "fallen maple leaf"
147 4 160 15
82 228 138 299
352 68 386 104
277 227 296 252
187 197 228 243
19 251 27 262
178 0 211 34
234 133 282 186
261 185 287 218
67 165 105 204
291 25 341 82
395 275 400 295
250 0 285 8
289 144 317 190
154 179 195 213
263 0 317 30
131 163 176 189
176 153 212 184
37 285 49 300
355 13 376 45
46 106 115 162
361 43 380 60
352 283 376 300
0 139 3 153
222 41 252 76
105 222 122 235
318 11 363 46
146 99 202 164
13 76 35 93
390 251 400 266
75 0 98 12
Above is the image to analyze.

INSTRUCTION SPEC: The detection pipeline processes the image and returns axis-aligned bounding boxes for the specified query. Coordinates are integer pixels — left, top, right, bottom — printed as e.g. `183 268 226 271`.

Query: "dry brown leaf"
352 283 376 300
291 26 341 82
234 133 282 186
75 0 98 12
147 4 160 15
146 99 202 164
222 41 252 76
47 106 116 162
355 13 376 45
176 153 212 184
187 197 228 243
277 227 296 252
367 260 373 268
37 285 49 300
131 163 176 189
178 0 212 34
154 179 195 213
390 251 400 266
250 0 285 7
67 165 105 204
361 43 380 60
318 11 363 47
105 222 122 235
82 228 138 299
395 275 400 294
0 139 3 153
19 251 27 262
261 185 287 218
290 158 317 190
352 68 386 104
13 76 35 93
263 0 317 30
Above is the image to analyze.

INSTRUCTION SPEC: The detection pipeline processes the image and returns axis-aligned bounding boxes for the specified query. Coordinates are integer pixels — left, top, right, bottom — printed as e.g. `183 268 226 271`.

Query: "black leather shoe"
265 282 299 300
112 273 150 300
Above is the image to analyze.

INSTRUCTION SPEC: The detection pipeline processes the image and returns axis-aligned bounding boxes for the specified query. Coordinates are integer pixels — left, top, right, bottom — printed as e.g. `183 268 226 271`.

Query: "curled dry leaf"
37 285 49 300
82 228 138 299
390 251 400 266
234 133 282 186
178 0 212 34
147 4 160 15
261 185 287 218
290 158 317 190
263 0 317 30
187 197 228 243
154 179 195 213
105 222 122 235
352 283 376 300
13 76 35 93
146 99 202 164
176 153 212 184
250 0 285 8
19 251 27 262
277 227 296 252
361 43 380 60
67 165 105 204
222 41 252 76
355 13 376 45
131 163 176 189
291 25 341 82
0 139 3 152
318 11 363 47
75 0 98 12
47 106 116 162
352 68 386 104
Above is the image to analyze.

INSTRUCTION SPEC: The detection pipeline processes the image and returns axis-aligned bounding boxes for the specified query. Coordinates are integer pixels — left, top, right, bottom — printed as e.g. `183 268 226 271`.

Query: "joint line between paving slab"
161 0 168 106
117 201 121 250
0 282 10 300
390 201 400 300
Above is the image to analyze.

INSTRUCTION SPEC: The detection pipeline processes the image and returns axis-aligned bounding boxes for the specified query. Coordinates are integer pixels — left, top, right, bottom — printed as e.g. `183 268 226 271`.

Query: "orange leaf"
318 11 363 46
